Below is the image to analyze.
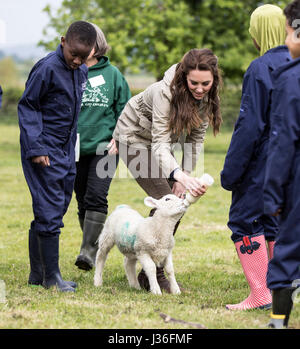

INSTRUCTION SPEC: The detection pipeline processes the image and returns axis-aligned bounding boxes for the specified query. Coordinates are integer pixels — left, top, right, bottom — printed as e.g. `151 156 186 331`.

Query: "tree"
39 0 290 82
0 57 20 87
182 0 290 82
40 0 195 80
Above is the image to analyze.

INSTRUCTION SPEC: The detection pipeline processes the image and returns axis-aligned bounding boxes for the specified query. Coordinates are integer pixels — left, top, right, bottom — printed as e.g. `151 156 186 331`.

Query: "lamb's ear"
144 196 159 208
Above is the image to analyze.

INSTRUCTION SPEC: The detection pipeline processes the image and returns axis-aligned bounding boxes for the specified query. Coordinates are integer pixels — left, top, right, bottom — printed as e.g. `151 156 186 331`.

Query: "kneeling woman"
109 48 222 292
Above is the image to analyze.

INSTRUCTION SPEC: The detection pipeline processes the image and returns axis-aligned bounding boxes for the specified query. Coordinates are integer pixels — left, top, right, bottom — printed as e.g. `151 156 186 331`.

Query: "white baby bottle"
183 173 214 206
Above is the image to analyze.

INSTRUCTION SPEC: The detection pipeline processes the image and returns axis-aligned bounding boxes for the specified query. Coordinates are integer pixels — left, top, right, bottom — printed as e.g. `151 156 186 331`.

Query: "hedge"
0 86 241 128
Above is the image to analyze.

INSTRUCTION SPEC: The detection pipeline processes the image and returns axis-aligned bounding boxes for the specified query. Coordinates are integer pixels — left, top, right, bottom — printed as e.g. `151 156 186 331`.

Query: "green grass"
0 121 299 330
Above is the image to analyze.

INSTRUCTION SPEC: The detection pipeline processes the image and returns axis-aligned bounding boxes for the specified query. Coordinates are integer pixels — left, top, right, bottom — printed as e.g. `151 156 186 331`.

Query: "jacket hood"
88 56 110 71
251 45 290 72
271 55 300 81
163 64 178 86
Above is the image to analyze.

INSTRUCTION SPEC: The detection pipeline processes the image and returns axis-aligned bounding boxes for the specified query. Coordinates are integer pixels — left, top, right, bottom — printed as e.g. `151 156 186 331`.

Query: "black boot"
137 269 151 291
78 216 84 231
28 228 44 286
28 228 77 288
138 267 172 293
75 211 106 271
37 233 75 292
268 288 295 328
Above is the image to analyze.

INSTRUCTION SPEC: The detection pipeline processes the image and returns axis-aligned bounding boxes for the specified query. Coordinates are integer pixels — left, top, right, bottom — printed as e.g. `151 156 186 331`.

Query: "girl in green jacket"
74 24 131 271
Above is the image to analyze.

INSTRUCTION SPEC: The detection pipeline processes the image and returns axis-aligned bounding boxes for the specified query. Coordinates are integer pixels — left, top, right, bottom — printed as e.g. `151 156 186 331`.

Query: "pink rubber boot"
226 233 272 310
267 240 275 260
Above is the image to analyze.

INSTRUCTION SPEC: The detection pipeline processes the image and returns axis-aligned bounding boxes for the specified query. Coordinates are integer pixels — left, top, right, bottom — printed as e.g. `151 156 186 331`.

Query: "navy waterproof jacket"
18 45 88 160
264 57 300 290
264 56 300 215
220 46 290 238
221 46 291 192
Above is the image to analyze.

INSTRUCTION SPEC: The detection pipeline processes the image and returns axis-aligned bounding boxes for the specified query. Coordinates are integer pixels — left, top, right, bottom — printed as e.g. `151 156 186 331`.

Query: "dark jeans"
74 152 119 219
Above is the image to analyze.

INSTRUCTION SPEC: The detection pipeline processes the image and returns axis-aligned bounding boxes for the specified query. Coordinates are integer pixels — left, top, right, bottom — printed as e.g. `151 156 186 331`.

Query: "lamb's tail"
97 205 131 248
98 220 109 248
97 219 114 250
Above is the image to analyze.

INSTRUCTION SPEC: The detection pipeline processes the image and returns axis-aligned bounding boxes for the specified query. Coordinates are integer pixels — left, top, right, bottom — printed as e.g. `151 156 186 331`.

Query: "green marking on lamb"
119 221 136 250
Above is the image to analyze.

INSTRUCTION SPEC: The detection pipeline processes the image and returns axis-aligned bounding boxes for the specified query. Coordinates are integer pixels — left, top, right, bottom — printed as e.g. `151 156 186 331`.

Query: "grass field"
0 119 299 330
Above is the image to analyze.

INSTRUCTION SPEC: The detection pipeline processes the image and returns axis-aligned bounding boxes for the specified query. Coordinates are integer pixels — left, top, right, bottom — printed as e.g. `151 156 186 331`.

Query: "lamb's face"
144 194 187 217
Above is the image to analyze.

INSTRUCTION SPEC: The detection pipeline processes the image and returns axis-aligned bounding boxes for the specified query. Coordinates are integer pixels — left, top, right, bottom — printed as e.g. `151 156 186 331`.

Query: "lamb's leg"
164 252 181 295
124 257 140 290
138 254 162 295
94 230 115 287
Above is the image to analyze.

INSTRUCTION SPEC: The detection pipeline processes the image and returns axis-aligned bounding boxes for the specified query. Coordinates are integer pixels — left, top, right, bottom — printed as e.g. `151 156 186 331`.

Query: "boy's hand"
271 208 282 217
31 156 50 167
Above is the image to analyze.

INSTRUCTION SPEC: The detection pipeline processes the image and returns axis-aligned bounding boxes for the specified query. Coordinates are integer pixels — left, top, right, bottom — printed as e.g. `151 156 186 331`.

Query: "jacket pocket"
234 94 250 131
269 113 282 146
53 95 72 114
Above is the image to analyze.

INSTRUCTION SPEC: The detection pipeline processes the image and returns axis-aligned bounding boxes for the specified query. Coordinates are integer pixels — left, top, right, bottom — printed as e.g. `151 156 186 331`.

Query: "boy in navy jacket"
263 0 300 328
18 21 96 292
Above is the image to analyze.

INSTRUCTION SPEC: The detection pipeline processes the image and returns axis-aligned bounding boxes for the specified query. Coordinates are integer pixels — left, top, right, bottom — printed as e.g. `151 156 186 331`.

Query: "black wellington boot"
28 229 77 288
137 267 174 293
28 228 44 286
75 211 106 271
268 287 296 329
78 216 84 231
37 233 75 292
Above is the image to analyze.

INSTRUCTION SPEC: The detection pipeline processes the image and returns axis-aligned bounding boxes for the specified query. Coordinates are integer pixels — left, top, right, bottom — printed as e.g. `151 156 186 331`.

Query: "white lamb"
93 194 187 295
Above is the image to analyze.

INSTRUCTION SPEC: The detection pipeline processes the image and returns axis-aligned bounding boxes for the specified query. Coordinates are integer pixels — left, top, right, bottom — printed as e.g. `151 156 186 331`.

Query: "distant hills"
0 43 49 62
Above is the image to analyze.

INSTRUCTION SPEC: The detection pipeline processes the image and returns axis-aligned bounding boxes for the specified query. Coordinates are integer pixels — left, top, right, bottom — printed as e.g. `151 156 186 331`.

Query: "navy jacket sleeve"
220 61 271 190
263 73 300 215
18 62 50 159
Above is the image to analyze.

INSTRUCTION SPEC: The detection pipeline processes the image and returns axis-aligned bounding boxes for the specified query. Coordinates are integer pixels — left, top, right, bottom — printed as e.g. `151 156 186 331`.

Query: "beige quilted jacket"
113 64 209 177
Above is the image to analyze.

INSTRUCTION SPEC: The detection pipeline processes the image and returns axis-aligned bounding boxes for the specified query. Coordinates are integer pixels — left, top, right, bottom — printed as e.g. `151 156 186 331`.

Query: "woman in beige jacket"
109 48 222 292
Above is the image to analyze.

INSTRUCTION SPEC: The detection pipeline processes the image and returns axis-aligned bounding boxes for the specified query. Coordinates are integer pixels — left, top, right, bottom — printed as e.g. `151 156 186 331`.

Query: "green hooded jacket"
78 56 131 156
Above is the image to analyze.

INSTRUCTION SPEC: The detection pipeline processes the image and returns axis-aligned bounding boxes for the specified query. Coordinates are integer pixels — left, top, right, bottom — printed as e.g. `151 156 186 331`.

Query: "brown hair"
169 48 222 136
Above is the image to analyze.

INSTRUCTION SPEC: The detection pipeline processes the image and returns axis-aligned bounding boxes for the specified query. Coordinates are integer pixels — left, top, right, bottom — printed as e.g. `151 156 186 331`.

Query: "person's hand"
31 156 50 167
107 139 118 155
173 170 207 197
172 182 186 199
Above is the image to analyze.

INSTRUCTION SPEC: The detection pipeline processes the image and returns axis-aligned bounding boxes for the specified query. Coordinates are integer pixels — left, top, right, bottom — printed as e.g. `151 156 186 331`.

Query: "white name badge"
75 133 80 162
89 74 106 88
